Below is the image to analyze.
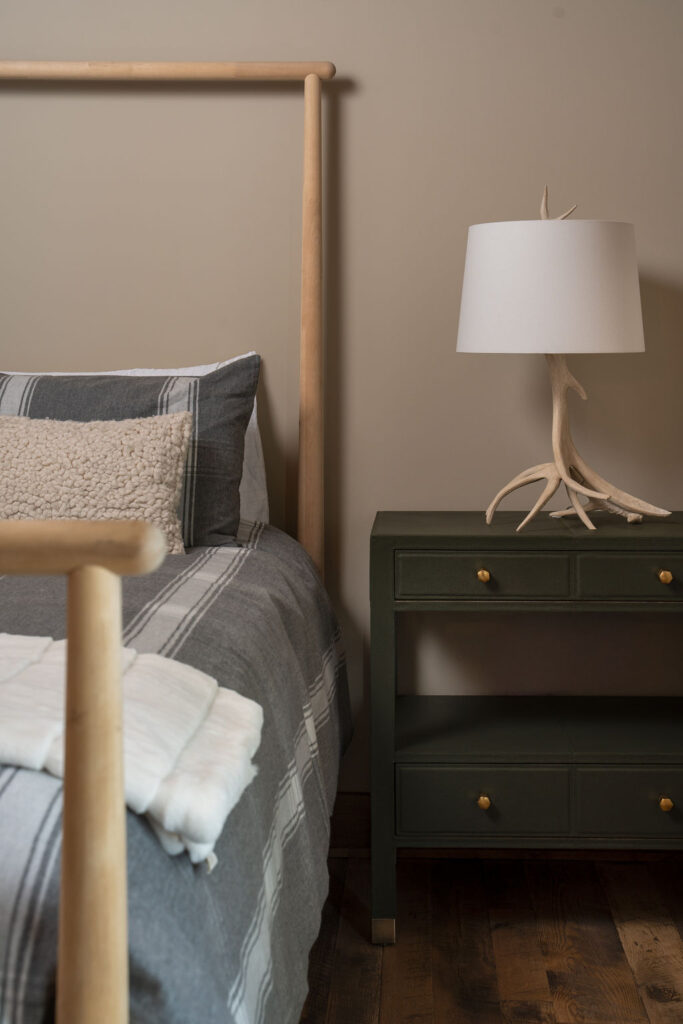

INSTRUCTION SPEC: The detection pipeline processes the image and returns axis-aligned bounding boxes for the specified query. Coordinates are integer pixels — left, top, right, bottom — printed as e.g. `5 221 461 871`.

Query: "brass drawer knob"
477 569 491 583
659 796 674 813
477 794 492 810
658 569 674 585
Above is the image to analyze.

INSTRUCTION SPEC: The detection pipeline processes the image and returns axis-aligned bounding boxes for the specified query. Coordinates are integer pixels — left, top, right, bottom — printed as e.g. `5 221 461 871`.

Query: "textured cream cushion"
0 412 192 554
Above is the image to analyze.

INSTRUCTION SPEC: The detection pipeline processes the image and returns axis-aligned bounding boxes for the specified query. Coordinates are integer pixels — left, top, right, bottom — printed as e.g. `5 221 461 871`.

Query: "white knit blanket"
0 633 263 866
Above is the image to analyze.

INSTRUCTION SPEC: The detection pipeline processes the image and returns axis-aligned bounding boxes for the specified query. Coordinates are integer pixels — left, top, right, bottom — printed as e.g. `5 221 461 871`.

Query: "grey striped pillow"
0 356 260 547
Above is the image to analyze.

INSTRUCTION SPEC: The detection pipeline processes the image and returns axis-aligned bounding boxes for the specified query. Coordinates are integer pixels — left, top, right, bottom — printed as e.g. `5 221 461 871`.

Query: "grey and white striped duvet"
0 522 350 1024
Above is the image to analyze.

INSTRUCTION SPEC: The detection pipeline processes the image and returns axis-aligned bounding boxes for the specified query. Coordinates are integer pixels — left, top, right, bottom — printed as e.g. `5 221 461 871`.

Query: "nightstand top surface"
371 510 683 549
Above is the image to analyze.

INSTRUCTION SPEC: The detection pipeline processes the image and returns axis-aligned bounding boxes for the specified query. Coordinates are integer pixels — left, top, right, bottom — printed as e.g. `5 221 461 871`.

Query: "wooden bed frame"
0 60 334 1024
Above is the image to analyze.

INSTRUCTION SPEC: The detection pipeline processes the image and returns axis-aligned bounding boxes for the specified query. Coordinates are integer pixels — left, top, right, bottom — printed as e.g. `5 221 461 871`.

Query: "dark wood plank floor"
300 856 683 1024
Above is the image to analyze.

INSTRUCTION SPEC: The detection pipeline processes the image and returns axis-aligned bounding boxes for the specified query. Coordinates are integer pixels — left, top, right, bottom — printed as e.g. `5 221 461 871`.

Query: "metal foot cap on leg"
372 917 396 945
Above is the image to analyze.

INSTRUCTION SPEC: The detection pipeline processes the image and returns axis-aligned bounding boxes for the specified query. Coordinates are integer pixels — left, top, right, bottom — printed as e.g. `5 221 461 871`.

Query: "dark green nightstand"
370 511 683 944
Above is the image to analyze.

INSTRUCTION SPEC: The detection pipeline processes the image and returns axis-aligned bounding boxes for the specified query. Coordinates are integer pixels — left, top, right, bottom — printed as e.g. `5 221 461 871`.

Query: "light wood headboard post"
0 520 166 1024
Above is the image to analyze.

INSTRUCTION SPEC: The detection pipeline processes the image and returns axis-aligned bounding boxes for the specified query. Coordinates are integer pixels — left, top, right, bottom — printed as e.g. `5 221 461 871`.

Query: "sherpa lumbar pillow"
0 411 192 554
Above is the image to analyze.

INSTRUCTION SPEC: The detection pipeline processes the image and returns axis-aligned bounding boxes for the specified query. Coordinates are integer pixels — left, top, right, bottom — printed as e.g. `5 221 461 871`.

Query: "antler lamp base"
486 353 670 532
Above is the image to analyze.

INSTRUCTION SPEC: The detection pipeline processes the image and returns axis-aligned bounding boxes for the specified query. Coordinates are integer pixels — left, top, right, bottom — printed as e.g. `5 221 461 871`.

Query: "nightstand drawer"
396 765 569 836
577 554 683 600
577 768 683 837
395 551 570 599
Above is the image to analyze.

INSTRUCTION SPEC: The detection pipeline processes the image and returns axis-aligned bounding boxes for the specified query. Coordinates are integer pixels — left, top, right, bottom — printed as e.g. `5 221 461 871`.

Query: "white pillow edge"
3 351 258 377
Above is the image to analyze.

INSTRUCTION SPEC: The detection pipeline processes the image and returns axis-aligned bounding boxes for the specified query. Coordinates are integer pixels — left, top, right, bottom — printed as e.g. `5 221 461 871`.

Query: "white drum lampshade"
455 215 668 531
456 220 645 355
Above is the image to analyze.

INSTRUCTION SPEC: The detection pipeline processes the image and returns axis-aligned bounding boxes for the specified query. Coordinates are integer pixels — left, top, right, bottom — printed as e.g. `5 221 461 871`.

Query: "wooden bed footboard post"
57 565 128 1024
0 520 166 1024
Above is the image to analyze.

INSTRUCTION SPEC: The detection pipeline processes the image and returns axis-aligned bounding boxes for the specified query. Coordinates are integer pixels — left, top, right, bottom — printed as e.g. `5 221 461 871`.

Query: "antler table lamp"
456 189 670 531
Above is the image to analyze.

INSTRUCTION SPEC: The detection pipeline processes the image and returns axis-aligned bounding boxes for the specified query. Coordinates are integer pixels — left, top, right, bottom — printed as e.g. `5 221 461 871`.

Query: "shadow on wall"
254 77 371 793
320 77 374 792
635 275 683 483
257 77 355 545
566 275 683 506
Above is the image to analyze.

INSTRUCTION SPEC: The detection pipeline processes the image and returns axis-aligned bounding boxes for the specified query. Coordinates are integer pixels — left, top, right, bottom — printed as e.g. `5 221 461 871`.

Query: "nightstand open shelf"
395 695 683 764
370 512 683 944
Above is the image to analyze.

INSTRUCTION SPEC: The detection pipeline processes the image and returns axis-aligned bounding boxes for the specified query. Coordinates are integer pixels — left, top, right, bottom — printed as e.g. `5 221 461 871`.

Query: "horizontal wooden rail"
0 60 336 82
0 519 166 575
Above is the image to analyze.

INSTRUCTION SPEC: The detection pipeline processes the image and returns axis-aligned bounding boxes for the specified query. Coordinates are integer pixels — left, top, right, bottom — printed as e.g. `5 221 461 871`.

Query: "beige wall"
2 1 683 790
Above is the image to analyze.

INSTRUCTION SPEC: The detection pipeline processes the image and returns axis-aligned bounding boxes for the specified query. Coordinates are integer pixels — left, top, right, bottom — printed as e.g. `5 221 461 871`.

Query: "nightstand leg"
371 917 396 945
371 786 397 941
371 838 396 944
370 540 398 943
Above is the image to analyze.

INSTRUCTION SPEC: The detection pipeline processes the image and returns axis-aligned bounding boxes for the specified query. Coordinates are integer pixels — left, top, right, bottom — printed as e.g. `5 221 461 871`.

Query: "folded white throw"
0 633 263 866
